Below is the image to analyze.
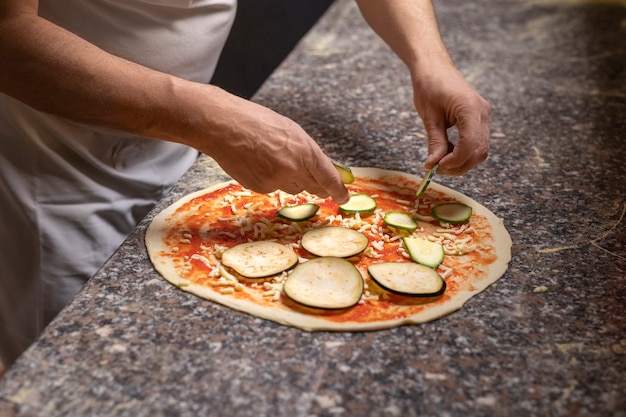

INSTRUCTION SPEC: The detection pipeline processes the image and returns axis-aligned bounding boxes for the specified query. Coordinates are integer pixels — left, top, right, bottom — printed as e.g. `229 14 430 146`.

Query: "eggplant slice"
221 241 298 278
283 257 363 309
368 262 446 297
301 226 369 258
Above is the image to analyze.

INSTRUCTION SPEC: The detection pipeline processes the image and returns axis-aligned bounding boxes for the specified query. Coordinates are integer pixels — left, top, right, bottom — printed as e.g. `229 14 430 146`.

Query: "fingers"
280 181 306 196
315 163 351 205
440 100 490 175
299 149 350 204
423 108 456 169
437 141 489 175
204 97 348 202
264 163 349 205
233 136 349 204
423 95 490 176
424 117 451 169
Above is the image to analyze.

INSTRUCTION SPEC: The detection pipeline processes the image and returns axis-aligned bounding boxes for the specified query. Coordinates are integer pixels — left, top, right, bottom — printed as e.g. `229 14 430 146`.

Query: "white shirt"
0 0 236 366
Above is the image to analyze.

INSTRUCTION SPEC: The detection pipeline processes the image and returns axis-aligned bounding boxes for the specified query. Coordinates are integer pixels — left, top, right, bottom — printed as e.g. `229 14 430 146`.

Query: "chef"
0 0 490 369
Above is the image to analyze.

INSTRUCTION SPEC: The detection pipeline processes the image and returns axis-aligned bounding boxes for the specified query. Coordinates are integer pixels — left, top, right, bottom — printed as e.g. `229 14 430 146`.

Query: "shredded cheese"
190 253 213 268
437 264 453 279
175 184 479 309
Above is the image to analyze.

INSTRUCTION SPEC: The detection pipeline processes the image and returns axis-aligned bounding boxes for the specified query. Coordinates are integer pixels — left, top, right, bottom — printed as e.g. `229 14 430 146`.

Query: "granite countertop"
1 0 624 416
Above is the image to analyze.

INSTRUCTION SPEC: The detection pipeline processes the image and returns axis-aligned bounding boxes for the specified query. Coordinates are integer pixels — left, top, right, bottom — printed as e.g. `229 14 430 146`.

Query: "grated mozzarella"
371 240 385 251
191 253 213 268
364 247 383 258
234 191 253 197
434 232 458 241
414 213 435 222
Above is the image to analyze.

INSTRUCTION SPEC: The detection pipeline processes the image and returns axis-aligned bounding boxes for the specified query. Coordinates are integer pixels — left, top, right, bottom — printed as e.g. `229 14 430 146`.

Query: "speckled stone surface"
1 0 625 416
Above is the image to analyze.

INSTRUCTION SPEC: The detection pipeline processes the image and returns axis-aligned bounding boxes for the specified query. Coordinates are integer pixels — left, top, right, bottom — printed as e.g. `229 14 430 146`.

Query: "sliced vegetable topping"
403 237 444 268
283 257 364 309
221 241 298 278
384 212 418 231
277 203 320 222
332 162 355 184
339 193 377 214
416 164 437 197
431 202 472 224
368 262 446 297
301 226 369 258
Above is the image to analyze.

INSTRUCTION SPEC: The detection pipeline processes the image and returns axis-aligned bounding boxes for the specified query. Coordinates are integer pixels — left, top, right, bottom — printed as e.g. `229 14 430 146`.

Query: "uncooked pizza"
145 167 511 331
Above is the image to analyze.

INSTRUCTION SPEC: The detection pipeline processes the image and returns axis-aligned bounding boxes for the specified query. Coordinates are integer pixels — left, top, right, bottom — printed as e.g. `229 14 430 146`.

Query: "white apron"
0 0 236 366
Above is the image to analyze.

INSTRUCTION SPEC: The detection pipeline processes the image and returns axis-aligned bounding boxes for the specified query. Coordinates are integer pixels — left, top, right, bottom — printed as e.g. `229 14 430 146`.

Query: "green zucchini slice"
403 237 444 268
332 162 355 184
221 241 298 278
416 164 437 197
431 203 472 224
301 226 369 258
283 257 364 309
339 193 377 214
368 262 446 297
277 203 320 222
384 212 418 231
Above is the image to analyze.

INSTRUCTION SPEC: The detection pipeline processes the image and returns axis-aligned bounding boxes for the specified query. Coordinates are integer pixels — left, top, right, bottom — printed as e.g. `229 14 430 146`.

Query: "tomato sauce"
156 174 500 324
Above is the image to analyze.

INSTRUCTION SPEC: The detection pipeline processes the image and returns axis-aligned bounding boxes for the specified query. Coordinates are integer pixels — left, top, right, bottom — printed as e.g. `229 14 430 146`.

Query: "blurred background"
211 0 335 98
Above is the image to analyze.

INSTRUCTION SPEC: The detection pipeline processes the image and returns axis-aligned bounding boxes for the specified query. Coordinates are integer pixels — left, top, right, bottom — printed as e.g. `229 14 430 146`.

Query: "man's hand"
355 0 491 175
184 88 351 204
413 61 491 175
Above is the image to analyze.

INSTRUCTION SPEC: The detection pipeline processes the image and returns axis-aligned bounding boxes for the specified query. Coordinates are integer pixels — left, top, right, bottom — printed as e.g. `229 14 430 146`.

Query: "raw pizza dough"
145 167 512 331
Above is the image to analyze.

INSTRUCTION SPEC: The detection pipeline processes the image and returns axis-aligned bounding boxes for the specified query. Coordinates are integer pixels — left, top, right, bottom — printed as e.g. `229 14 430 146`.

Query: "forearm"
0 8 235 150
354 0 452 80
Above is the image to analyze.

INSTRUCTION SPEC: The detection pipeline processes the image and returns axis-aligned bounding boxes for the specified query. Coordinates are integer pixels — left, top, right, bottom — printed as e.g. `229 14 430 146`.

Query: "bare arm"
0 0 193 141
355 0 490 175
0 0 350 202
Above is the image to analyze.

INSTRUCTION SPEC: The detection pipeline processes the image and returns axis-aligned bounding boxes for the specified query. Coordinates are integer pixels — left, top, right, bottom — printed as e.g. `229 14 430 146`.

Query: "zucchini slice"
384 212 418 231
277 203 320 222
301 226 369 258
403 237 444 268
416 164 437 197
339 193 377 214
368 262 446 297
283 257 363 309
221 241 298 278
431 202 472 224
332 162 355 184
